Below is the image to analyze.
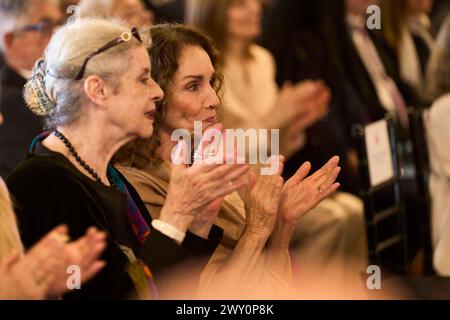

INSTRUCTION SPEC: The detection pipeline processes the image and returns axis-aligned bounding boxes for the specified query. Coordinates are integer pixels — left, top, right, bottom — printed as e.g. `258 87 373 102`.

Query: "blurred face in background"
226 0 262 43
345 0 379 15
2 1 62 71
407 0 433 15
113 0 154 28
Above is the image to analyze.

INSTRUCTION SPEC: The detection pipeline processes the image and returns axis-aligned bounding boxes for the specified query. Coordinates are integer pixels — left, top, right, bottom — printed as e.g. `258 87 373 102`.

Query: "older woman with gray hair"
6 17 249 299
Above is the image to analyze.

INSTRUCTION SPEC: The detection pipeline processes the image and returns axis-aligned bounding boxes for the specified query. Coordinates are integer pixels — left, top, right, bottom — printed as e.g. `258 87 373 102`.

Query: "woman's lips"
203 116 218 124
144 110 155 120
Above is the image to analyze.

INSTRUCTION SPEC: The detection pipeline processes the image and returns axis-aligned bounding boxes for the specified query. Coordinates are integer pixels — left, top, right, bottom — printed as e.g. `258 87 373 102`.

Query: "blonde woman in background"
424 15 450 276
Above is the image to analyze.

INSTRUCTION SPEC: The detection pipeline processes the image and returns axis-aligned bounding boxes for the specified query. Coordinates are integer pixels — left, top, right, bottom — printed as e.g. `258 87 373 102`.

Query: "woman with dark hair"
7 18 247 299
116 23 342 297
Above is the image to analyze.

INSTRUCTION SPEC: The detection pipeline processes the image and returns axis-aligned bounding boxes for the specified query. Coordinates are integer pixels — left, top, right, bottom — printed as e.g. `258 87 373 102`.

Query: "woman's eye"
187 82 200 91
141 78 150 84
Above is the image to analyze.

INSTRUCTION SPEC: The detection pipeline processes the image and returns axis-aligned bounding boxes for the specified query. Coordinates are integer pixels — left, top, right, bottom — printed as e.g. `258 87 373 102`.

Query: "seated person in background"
380 0 436 99
79 0 154 28
0 176 106 300
7 18 247 299
0 0 62 179
143 0 184 24
115 24 346 298
188 0 367 278
190 0 330 159
424 15 450 276
261 0 366 194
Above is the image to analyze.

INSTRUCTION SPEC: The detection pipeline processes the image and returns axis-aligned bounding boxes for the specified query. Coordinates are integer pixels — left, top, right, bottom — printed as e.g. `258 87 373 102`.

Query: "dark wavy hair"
114 23 224 169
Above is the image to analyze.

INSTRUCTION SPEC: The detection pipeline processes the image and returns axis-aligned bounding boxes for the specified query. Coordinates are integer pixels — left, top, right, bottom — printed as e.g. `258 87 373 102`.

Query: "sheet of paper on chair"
364 119 395 187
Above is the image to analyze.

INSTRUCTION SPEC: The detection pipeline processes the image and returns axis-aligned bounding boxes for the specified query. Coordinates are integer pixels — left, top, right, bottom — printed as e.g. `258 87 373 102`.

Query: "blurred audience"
190 0 330 159
261 0 359 193
380 0 435 97
424 15 450 276
79 0 154 28
0 0 62 179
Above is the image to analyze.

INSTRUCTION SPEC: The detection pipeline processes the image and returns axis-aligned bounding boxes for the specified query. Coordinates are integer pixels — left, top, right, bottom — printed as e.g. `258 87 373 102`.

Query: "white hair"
25 17 150 128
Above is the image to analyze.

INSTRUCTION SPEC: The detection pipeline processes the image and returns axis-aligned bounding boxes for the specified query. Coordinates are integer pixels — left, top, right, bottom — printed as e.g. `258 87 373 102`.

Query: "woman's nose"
149 78 164 102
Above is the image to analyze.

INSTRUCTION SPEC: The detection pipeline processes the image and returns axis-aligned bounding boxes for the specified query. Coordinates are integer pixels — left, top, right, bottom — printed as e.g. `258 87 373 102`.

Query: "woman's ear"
2 32 16 57
83 75 110 108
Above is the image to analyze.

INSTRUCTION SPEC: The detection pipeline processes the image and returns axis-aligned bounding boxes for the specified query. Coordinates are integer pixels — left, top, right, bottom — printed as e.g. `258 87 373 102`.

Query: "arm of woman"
203 159 285 294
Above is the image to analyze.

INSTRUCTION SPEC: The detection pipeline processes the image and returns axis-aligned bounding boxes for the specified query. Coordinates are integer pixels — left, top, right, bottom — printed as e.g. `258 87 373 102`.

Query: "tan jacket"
118 163 294 298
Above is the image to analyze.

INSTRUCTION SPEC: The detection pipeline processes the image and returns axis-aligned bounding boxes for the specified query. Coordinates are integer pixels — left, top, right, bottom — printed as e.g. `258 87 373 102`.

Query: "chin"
136 126 154 139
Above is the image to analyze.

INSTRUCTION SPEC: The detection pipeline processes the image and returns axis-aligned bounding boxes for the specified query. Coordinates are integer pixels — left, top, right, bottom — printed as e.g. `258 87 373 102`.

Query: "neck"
225 37 250 61
157 128 178 165
43 120 133 185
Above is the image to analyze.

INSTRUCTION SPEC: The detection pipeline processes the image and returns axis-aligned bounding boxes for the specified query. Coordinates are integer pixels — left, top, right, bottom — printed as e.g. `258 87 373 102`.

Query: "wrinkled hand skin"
238 156 285 240
161 124 249 234
280 156 341 225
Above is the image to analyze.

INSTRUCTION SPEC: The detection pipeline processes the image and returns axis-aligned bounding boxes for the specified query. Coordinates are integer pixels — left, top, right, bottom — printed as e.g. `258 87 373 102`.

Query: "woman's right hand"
160 125 249 233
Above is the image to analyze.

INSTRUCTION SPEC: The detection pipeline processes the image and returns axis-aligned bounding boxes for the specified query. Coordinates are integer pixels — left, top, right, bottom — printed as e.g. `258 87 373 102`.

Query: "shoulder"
430 94 450 116
250 44 276 65
7 154 96 206
9 154 79 185
118 165 168 193
429 94 450 125
427 94 450 139
7 155 99 247
117 165 168 206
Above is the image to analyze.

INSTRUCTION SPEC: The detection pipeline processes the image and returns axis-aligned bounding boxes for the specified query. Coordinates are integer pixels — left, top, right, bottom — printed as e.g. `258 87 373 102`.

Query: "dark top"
143 0 185 24
261 0 421 194
7 141 223 299
0 64 43 179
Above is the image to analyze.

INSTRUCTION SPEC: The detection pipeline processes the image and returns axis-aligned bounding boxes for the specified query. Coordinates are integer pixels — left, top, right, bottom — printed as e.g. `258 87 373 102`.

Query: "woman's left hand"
279 156 341 225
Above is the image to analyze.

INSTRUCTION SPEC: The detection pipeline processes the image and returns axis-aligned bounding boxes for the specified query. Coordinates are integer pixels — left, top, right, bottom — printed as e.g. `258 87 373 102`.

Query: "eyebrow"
138 68 151 77
183 75 204 81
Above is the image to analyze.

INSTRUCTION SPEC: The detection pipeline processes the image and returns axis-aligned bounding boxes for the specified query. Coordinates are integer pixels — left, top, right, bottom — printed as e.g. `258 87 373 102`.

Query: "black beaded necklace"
53 130 111 186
